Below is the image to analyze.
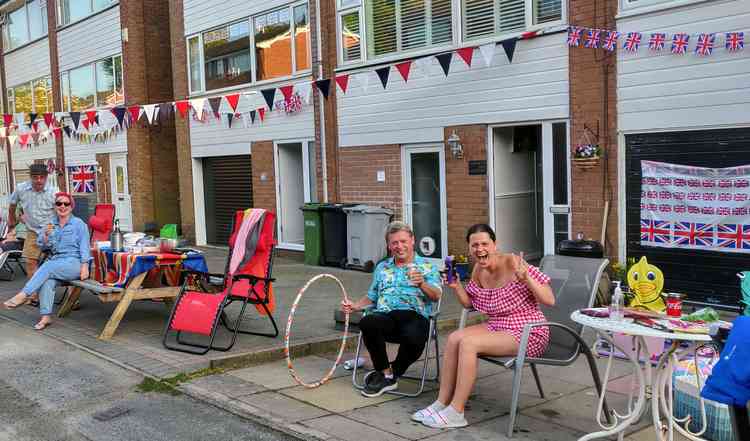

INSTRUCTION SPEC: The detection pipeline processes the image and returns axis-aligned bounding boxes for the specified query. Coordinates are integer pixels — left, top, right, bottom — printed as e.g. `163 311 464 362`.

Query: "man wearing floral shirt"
341 221 442 397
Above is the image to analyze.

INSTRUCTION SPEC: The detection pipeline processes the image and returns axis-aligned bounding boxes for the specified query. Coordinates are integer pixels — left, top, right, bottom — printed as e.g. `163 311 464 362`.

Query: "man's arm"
417 281 441 302
7 204 16 229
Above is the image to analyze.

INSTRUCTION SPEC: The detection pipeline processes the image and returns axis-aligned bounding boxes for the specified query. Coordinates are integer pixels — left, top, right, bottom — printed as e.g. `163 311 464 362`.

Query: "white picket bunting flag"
355 72 370 93
190 98 207 119
415 57 432 77
296 82 312 104
479 43 496 67
142 104 159 124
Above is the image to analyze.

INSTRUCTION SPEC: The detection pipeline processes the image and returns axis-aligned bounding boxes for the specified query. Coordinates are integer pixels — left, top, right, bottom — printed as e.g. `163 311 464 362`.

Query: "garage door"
203 155 253 246
625 128 750 310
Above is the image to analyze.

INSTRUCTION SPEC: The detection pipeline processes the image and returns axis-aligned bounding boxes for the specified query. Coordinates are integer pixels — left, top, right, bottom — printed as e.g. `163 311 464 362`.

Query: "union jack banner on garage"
640 160 750 254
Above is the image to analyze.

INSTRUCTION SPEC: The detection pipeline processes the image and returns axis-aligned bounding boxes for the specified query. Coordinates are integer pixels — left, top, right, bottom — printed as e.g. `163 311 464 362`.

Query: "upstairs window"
58 0 117 26
203 20 252 90
6 76 52 114
463 0 562 41
365 0 453 58
4 0 48 51
61 54 123 111
254 3 310 81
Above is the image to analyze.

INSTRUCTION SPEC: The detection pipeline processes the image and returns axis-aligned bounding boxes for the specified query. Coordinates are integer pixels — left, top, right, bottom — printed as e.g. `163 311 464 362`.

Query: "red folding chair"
88 204 115 243
162 209 277 354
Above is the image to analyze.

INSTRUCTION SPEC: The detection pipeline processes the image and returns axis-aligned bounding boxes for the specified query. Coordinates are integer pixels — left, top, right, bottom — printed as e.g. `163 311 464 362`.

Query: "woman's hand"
442 272 461 290
340 298 356 314
512 252 530 284
80 264 89 280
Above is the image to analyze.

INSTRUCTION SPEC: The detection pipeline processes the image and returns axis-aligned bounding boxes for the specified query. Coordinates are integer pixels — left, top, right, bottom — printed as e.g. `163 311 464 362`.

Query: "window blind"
431 0 453 44
497 0 524 33
534 0 561 24
367 0 397 56
463 0 495 40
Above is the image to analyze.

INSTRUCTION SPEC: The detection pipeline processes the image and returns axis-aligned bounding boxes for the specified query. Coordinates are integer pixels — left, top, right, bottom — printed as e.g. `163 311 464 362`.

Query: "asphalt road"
0 318 297 441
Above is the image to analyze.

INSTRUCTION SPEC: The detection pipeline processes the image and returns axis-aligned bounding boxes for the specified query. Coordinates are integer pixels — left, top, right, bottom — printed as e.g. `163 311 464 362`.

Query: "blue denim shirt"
367 255 441 319
37 216 91 263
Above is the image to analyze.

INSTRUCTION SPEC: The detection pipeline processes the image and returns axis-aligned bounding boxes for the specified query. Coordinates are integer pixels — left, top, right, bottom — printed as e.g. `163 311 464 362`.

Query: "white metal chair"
459 254 612 437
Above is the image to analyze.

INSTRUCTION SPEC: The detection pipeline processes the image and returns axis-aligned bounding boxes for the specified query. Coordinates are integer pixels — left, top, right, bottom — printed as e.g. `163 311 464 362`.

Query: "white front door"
403 145 447 264
275 140 316 250
109 153 133 232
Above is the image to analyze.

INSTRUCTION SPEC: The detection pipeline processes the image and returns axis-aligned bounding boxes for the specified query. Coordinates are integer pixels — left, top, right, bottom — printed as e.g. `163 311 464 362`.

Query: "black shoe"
361 371 398 398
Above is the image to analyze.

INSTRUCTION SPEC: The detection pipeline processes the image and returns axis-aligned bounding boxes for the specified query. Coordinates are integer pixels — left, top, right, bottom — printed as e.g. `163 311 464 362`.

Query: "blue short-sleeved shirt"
367 255 442 318
39 216 92 263
9 181 55 235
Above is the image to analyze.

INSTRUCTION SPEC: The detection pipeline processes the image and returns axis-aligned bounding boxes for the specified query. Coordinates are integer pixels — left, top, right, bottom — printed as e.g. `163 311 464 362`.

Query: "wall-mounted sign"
468 160 487 175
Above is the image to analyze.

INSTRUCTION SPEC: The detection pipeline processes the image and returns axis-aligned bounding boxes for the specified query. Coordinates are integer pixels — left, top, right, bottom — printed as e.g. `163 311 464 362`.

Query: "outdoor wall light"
447 130 463 159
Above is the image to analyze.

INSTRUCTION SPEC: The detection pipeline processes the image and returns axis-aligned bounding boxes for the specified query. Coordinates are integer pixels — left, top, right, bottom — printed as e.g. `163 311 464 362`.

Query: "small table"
58 249 208 340
571 310 713 441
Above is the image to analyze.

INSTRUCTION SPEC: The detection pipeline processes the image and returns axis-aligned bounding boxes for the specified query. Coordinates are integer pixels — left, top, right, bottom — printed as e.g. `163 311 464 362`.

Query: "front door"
275 140 316 249
109 153 133 232
403 145 447 263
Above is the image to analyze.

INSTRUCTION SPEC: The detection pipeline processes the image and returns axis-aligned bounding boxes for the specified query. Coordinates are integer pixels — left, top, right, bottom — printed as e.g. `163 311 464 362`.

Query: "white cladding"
57 6 122 71
617 0 750 133
11 140 56 171
337 34 569 147
183 0 298 36
5 38 51 87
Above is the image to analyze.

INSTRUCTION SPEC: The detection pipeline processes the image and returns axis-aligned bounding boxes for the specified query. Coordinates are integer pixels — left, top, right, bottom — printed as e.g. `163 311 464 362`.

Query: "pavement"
0 248 671 440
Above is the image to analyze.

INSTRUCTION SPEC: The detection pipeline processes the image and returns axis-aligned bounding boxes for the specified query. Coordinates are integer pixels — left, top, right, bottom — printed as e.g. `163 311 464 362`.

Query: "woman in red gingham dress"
415 224 555 429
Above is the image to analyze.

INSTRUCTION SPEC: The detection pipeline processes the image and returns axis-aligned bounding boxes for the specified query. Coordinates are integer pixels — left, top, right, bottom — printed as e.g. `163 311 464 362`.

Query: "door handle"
118 197 125 201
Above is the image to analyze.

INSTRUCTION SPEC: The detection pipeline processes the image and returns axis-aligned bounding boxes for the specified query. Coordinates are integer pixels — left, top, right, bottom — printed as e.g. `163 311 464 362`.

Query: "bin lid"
319 203 358 212
343 204 393 215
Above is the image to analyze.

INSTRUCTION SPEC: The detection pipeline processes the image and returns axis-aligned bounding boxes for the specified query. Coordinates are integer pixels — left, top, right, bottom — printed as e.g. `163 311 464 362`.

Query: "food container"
664 292 684 317
159 238 180 253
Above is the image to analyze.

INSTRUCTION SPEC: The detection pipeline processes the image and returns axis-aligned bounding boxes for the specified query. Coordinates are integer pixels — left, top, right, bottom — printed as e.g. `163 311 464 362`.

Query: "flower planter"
572 156 600 171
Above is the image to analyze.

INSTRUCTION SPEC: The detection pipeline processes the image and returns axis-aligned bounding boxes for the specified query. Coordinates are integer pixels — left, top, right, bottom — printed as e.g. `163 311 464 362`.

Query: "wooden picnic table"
58 248 208 340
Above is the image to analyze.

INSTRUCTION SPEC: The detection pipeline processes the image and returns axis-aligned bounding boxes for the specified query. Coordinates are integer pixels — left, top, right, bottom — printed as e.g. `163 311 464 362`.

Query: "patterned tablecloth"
92 248 208 288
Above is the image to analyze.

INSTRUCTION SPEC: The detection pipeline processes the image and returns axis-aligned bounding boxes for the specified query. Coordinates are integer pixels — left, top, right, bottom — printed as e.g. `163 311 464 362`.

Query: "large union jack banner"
69 165 97 193
640 161 750 254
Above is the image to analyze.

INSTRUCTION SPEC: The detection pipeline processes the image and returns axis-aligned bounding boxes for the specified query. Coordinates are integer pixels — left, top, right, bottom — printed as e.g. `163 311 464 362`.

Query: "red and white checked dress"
465 265 551 357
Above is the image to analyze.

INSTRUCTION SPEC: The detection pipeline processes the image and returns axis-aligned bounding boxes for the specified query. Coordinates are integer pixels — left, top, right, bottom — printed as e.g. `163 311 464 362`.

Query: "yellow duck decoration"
626 256 667 313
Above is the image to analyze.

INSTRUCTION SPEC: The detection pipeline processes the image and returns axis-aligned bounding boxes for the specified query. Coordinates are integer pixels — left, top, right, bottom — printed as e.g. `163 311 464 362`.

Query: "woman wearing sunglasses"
3 192 91 330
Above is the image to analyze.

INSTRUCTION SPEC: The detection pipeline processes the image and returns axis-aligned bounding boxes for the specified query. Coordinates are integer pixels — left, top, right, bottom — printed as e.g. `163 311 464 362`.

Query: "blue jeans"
22 257 80 315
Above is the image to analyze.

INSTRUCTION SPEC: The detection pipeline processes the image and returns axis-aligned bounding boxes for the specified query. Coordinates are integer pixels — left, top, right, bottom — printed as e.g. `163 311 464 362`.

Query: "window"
58 0 116 26
61 55 123 111
186 1 311 93
340 10 361 62
463 0 561 40
4 0 48 51
6 76 51 114
364 0 453 58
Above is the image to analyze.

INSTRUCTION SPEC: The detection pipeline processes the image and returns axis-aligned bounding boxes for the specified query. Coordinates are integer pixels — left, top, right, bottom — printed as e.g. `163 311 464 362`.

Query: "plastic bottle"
610 281 625 321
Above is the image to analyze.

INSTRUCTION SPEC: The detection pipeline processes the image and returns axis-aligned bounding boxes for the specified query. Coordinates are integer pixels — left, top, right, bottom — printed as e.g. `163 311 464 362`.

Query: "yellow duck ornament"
626 256 667 313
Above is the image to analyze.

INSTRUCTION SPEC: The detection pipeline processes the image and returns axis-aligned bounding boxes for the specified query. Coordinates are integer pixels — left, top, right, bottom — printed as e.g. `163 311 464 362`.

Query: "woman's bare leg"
450 329 519 413
437 324 490 405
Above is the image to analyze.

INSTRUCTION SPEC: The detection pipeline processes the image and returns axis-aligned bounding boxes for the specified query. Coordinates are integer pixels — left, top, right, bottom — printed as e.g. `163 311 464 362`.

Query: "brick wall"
339 144 402 219
251 140 277 213
444 125 490 254
569 0 619 257
95 153 111 203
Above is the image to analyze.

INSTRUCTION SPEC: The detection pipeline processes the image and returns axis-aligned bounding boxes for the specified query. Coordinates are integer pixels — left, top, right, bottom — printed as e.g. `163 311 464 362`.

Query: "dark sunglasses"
55 201 71 207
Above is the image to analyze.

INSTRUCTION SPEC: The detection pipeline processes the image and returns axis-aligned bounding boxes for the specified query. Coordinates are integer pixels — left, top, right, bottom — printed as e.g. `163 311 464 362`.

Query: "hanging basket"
572 156 600 170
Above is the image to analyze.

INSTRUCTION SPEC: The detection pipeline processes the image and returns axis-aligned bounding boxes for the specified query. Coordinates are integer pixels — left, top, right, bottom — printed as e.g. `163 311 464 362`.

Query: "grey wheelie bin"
343 205 393 272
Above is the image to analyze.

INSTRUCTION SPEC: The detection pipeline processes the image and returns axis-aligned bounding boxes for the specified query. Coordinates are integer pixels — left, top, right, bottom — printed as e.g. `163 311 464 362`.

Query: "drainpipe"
0 15 13 191
315 0 328 203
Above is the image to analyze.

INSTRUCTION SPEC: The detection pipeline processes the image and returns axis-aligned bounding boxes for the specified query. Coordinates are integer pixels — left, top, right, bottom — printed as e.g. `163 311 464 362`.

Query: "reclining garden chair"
0 222 25 281
459 254 611 437
88 204 115 243
163 209 277 354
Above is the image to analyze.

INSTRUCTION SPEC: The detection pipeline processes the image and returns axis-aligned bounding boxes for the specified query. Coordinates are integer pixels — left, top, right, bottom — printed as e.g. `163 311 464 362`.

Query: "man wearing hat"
8 164 56 277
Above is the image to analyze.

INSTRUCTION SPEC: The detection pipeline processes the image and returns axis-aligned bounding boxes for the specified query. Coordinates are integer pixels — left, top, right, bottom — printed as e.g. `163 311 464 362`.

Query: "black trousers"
359 309 429 377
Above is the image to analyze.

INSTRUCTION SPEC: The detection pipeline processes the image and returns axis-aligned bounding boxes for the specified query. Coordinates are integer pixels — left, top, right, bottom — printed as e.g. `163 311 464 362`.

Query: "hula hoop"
284 274 350 388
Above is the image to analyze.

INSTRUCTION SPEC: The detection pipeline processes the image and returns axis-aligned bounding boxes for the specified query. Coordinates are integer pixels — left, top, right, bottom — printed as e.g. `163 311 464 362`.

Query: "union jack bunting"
673 221 714 247
694 33 715 56
624 32 642 52
641 219 671 244
69 165 96 193
584 29 601 48
671 33 690 54
567 27 583 47
603 31 619 52
649 33 666 51
725 32 744 51
717 224 750 250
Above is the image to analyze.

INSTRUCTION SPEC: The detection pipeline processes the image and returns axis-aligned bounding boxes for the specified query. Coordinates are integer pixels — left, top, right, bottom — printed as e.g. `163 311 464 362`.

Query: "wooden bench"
58 279 124 316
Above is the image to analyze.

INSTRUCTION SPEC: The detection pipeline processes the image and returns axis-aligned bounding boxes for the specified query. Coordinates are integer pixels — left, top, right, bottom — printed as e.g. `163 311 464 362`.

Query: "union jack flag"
567 27 583 47
624 32 642 52
694 33 715 56
640 219 671 244
603 31 619 52
673 222 714 247
725 32 744 51
69 165 96 193
649 33 666 51
671 33 690 54
584 29 602 48
717 224 750 250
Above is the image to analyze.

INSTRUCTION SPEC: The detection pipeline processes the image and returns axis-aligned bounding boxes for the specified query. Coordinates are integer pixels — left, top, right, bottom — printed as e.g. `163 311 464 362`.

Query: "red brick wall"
339 144 402 219
251 140 277 213
569 0 619 256
444 125 490 255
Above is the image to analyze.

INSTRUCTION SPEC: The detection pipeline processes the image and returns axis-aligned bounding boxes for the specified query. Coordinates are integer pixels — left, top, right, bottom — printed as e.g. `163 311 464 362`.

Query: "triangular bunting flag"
249 110 256 124
82 119 91 131
242 112 252 128
355 72 370 93
415 57 432 77
142 104 159 124
296 82 312 104
456 47 474 67
14 113 25 127
208 97 222 118
31 122 39 133
70 112 81 130
479 43 495 66
111 107 126 128
227 113 234 128
19 133 29 147
3 114 12 127
335 74 350 93
29 113 38 125
85 110 98 125
261 88 277 110
190 98 206 119
30 132 39 145
62 126 71 138
128 106 142 125
8 135 17 146
158 103 172 123
314 79 331 99
258 108 266 122
175 101 191 118
53 127 62 140
43 113 54 128
436 53 453 76
224 93 241 112
395 61 412 82
279 85 294 101
0 127 5 137
375 66 390 89
501 38 517 63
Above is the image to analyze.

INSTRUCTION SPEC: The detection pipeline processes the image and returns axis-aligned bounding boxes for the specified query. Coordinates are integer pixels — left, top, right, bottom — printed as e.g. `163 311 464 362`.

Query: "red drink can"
665 293 683 317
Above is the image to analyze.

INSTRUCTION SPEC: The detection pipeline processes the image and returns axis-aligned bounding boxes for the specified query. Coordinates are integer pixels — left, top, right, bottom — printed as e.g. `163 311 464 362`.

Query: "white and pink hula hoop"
284 273 350 389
